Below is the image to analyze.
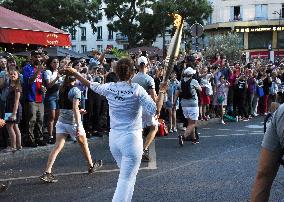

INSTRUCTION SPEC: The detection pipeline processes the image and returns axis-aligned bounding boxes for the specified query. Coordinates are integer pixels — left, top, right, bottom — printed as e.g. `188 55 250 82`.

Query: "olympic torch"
156 14 184 114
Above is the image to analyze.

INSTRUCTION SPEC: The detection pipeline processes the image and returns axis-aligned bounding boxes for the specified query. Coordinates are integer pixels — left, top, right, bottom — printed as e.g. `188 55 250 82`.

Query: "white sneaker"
181 127 186 131
173 128 177 132
169 129 173 133
221 120 226 125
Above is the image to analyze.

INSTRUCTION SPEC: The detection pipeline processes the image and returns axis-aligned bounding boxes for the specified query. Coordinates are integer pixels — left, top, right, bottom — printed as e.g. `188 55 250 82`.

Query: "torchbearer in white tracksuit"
63 58 167 202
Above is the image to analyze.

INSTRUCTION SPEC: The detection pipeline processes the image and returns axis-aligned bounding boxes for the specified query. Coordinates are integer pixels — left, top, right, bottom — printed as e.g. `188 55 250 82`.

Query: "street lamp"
273 10 282 61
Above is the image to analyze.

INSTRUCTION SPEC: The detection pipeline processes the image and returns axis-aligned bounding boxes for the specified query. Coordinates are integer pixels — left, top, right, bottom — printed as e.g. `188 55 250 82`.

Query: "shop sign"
235 26 284 33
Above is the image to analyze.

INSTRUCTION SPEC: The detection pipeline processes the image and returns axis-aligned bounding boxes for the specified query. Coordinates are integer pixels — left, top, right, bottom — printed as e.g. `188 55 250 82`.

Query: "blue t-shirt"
23 64 44 102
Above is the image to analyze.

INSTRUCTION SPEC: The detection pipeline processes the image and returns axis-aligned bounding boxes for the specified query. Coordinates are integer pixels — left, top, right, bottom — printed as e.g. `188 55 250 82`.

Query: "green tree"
104 0 154 48
1 0 101 30
203 32 243 62
104 0 212 48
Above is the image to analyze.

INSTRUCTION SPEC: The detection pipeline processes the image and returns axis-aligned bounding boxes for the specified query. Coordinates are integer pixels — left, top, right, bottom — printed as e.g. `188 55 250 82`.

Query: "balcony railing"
116 33 128 42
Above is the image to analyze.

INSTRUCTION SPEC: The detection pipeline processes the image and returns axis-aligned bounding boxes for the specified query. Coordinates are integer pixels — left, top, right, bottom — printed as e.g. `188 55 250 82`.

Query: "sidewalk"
0 118 220 161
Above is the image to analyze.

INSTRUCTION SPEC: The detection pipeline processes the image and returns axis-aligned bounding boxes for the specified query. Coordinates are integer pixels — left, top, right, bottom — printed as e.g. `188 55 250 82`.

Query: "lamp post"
273 10 282 61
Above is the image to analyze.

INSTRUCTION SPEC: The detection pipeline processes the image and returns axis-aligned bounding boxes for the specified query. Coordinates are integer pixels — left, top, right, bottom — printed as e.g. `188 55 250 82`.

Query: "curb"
197 118 220 127
0 136 105 161
0 118 220 161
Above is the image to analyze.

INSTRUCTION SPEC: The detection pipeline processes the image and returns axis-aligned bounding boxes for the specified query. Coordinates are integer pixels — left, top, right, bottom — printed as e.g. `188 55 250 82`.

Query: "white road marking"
0 141 158 182
0 166 156 182
245 125 263 129
158 132 263 140
138 143 258 182
148 140 157 169
231 134 246 136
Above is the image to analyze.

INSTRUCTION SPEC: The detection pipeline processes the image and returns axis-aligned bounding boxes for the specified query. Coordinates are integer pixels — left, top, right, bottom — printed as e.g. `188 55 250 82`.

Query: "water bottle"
159 122 165 137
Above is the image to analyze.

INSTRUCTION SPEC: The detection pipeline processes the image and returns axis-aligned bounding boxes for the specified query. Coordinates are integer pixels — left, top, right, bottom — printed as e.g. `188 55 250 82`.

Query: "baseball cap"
31 50 41 56
184 67 196 75
137 56 148 66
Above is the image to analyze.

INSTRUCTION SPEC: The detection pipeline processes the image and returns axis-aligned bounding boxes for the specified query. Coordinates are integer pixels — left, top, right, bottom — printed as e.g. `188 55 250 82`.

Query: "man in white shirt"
132 56 158 162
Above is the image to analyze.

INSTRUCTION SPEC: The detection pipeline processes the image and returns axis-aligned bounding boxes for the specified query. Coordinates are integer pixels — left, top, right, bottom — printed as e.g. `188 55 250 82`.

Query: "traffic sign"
190 23 204 37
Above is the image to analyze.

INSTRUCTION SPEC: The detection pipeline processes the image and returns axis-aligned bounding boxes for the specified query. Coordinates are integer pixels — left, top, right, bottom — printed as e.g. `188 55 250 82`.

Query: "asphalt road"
0 117 283 202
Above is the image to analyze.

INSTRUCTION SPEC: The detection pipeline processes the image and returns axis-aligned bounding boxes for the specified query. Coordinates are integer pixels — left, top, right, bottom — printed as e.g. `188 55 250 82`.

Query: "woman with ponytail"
63 57 167 202
40 74 102 183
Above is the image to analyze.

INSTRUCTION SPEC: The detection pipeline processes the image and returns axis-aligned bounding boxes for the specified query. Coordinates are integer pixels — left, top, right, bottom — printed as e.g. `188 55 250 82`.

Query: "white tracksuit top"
90 81 156 131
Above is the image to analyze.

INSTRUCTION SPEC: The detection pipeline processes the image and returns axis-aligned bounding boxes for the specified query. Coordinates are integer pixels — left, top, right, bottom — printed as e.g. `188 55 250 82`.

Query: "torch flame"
173 14 182 28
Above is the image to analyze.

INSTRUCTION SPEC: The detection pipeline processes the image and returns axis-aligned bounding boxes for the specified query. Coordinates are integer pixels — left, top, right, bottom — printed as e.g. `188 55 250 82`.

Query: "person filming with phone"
23 50 47 147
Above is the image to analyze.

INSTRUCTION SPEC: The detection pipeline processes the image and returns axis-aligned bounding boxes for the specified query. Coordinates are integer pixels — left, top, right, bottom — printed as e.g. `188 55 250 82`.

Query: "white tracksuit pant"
109 129 143 202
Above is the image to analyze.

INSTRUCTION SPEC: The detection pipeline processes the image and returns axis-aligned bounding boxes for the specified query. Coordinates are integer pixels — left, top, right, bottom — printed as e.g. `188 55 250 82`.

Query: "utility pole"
162 0 166 59
273 9 282 61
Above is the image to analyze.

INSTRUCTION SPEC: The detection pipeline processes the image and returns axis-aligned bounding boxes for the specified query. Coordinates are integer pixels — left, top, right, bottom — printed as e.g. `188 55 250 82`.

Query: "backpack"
180 79 193 99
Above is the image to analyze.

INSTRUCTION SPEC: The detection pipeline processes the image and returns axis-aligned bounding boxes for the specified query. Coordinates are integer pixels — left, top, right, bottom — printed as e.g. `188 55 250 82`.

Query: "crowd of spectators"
0 47 283 152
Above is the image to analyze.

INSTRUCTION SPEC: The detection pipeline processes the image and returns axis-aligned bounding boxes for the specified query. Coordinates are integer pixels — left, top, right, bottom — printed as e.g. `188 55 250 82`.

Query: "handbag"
217 95 225 104
257 87 264 97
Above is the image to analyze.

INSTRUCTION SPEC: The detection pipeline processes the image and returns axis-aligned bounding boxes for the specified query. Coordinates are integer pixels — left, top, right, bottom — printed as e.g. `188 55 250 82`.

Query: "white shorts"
142 112 159 128
182 107 199 121
55 121 86 138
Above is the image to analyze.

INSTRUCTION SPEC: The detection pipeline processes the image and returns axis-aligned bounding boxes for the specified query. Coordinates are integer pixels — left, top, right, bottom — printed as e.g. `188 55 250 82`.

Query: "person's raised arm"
155 82 168 116
61 68 91 87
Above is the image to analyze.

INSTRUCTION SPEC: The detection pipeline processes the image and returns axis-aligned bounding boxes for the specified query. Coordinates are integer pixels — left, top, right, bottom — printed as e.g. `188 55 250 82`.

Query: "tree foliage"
1 0 101 30
203 32 243 62
104 0 212 48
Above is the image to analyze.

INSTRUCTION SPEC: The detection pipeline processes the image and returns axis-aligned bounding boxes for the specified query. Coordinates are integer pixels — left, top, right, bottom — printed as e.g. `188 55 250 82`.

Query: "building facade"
69 2 171 54
70 2 129 53
205 0 284 61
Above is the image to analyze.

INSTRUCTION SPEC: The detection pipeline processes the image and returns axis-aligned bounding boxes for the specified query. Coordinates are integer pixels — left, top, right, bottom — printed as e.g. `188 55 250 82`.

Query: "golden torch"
163 13 184 82
156 14 184 114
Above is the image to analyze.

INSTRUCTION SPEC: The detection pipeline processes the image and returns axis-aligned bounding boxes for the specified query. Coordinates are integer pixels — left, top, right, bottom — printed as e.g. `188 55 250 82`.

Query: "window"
97 26 102 40
71 45 76 52
97 45 103 53
107 16 113 21
230 6 242 21
255 4 268 20
207 15 212 24
71 28 76 40
278 32 284 48
108 28 113 40
248 32 272 49
81 27 86 41
282 4 284 18
81 45 87 53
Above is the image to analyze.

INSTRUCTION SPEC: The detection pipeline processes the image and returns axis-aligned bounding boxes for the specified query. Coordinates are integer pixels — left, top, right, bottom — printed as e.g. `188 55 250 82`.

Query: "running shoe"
191 139 199 145
0 181 11 192
142 149 150 162
173 128 177 132
221 120 226 125
169 129 173 133
178 135 184 146
88 160 103 174
40 172 58 183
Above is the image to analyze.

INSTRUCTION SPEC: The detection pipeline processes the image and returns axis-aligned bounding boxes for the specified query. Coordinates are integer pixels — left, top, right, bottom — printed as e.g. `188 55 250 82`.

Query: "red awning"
0 6 71 47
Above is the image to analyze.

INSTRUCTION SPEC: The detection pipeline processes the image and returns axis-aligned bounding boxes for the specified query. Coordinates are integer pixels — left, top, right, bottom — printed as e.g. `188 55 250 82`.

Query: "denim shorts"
45 98 59 110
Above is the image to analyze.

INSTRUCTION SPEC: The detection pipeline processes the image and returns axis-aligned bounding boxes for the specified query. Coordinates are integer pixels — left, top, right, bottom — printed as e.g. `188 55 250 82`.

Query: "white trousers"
109 129 143 202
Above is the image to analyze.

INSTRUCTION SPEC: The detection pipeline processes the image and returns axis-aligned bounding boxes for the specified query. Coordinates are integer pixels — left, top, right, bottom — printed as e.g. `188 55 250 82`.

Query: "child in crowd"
4 69 22 152
213 75 229 124
165 72 179 132
199 66 213 120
